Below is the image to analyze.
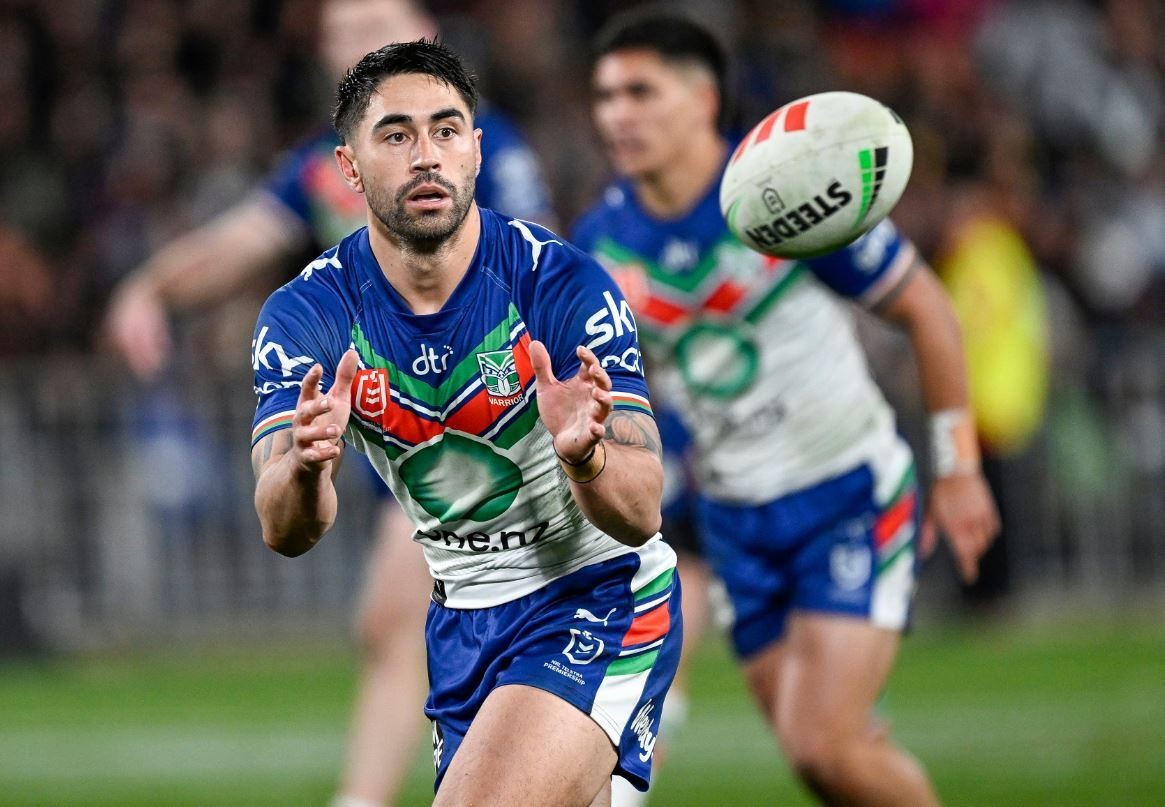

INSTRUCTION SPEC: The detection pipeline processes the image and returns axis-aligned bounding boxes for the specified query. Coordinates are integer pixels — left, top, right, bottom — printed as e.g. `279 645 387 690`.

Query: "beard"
366 170 475 246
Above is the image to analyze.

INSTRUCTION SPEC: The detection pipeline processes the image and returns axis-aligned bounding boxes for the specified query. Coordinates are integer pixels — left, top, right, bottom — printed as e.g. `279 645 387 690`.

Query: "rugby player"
251 40 681 806
574 11 999 805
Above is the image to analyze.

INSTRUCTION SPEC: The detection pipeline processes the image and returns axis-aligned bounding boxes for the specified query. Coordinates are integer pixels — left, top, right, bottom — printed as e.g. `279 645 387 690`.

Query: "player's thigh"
433 683 617 807
354 501 431 645
768 613 900 748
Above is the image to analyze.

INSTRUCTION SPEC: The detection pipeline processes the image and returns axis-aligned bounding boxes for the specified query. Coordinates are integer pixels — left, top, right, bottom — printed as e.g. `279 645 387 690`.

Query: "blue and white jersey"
251 208 674 607
262 105 554 248
573 172 915 505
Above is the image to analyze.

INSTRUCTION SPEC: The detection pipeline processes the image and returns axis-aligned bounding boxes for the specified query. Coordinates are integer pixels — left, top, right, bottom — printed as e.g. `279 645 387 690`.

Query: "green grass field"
0 618 1162 806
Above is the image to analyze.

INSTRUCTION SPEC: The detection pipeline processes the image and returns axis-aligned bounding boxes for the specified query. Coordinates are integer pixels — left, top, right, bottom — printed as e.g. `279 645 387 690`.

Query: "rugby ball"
720 91 912 259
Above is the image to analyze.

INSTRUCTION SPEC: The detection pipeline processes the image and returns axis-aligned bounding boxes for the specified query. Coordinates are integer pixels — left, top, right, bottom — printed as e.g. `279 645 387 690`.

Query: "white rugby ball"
720 91 913 259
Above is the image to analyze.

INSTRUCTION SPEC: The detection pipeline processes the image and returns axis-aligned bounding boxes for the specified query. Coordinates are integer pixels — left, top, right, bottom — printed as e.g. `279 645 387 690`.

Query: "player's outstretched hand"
530 341 612 464
104 282 173 380
291 348 359 472
921 471 1000 584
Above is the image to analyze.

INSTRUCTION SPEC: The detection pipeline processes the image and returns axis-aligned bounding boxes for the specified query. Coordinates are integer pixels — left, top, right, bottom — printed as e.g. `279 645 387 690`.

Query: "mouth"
406 183 451 210
607 138 647 161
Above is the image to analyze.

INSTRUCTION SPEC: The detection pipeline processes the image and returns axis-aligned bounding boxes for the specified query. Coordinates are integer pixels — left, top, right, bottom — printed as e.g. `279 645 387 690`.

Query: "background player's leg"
434 684 618 807
744 614 939 806
670 549 710 715
335 502 431 807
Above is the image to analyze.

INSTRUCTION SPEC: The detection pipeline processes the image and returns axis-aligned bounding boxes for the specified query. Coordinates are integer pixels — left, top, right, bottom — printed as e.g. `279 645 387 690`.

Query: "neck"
635 132 729 219
367 205 482 315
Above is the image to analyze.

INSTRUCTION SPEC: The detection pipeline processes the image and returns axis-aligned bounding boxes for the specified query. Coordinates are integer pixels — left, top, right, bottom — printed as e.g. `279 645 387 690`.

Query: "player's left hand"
921 471 1000 584
529 341 612 464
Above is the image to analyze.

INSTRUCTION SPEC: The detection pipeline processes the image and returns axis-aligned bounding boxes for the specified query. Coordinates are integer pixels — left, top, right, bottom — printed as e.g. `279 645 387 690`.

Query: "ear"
473 128 483 177
697 81 720 128
334 144 364 193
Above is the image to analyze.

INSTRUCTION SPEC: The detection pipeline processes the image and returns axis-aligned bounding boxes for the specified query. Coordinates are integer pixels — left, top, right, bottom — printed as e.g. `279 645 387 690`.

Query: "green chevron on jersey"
351 304 524 409
593 235 736 296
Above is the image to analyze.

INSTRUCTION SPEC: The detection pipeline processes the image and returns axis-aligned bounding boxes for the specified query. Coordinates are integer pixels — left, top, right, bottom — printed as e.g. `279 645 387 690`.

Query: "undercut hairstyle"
333 38 479 144
593 7 730 127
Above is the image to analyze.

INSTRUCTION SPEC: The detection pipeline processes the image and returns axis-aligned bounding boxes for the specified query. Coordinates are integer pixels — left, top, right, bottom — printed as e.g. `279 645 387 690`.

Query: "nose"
411 133 440 173
597 94 636 134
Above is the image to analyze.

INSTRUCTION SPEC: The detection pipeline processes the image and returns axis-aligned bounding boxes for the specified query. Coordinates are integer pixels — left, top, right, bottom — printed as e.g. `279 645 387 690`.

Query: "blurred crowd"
2 0 1164 597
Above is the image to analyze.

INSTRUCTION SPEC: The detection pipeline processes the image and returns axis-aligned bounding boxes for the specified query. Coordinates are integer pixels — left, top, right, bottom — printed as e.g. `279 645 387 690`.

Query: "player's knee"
353 606 388 661
782 726 876 796
779 725 853 795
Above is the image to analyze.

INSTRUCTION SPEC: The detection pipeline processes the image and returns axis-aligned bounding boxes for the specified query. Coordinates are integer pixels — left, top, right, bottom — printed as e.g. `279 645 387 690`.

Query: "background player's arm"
876 258 1000 581
252 350 358 557
530 342 663 546
105 196 304 379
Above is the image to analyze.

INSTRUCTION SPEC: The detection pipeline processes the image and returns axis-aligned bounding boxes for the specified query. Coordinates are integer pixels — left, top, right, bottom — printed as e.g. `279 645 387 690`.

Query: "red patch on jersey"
353 368 389 419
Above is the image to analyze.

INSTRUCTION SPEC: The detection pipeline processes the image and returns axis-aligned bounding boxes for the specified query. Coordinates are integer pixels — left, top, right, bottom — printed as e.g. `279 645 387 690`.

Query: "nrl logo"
354 368 389 419
477 349 522 406
563 628 605 665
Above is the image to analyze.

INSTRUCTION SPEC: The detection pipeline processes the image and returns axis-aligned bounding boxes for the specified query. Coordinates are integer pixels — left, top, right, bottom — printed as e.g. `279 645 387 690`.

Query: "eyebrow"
371 107 466 132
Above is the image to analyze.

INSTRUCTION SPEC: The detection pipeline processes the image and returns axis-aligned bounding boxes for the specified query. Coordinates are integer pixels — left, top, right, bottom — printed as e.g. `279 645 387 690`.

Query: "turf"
0 619 1162 806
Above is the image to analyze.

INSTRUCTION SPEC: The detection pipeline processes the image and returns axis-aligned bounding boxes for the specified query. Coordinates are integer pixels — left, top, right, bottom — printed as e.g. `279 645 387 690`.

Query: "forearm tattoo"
604 410 663 459
251 430 292 480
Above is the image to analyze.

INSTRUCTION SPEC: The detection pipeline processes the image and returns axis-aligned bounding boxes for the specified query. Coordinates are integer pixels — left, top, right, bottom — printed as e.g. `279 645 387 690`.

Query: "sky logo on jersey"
477 349 523 405
354 368 389 418
584 290 637 350
252 326 312 377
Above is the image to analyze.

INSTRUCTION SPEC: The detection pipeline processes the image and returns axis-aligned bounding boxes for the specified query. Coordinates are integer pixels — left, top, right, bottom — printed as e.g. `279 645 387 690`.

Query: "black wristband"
554 442 597 467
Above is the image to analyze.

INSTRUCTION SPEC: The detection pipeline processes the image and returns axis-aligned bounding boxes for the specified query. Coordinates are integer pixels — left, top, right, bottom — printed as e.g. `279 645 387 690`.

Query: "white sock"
610 774 649 807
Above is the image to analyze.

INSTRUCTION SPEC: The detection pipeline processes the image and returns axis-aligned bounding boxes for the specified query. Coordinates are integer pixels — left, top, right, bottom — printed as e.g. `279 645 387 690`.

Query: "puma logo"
508 218 562 273
573 607 617 626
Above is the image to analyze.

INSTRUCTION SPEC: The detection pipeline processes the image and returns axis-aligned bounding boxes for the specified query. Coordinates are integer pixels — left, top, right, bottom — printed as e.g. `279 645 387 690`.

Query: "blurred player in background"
574 10 999 805
103 2 554 806
251 40 679 805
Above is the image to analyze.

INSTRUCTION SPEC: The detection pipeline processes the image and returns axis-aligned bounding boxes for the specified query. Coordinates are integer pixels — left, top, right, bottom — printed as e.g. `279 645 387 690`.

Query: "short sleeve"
250 271 347 446
802 219 918 308
527 246 653 418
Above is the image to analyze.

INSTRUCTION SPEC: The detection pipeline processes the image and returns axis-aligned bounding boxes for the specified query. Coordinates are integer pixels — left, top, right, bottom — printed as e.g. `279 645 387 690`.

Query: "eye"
436 126 456 138
386 132 407 144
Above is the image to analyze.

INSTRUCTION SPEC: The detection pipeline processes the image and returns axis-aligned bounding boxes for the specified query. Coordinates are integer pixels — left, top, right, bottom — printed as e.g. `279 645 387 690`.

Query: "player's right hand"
104 282 173 380
921 470 1000 584
291 348 359 472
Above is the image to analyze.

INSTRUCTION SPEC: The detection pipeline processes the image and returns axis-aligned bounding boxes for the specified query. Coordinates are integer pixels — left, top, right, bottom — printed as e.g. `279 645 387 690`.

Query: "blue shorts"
425 552 683 793
698 464 918 659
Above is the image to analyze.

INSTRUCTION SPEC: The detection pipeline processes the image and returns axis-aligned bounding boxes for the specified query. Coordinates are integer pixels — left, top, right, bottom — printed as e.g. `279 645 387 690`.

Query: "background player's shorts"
425 551 683 793
697 463 917 659
657 406 702 557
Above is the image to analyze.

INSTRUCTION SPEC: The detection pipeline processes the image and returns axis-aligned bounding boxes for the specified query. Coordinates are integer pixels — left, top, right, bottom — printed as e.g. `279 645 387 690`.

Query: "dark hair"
333 38 478 144
593 7 729 125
